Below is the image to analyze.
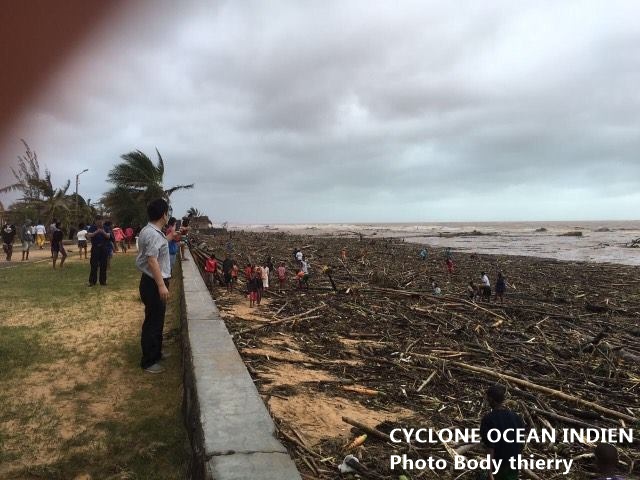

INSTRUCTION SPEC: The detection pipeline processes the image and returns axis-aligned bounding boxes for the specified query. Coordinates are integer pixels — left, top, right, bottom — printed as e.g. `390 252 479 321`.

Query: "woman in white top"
480 272 491 301
76 223 88 259
35 223 46 249
261 265 269 289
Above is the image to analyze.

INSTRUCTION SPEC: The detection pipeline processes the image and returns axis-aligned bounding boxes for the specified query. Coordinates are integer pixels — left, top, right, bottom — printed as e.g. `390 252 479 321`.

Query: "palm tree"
186 207 201 218
103 149 194 226
29 170 72 226
0 139 43 202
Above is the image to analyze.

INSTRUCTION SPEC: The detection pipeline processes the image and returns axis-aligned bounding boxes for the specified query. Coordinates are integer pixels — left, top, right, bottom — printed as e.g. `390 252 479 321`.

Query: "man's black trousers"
89 245 108 285
139 274 169 369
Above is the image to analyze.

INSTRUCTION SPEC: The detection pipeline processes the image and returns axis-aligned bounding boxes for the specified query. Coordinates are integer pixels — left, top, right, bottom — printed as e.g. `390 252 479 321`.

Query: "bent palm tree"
29 170 72 225
0 139 43 201
104 149 193 226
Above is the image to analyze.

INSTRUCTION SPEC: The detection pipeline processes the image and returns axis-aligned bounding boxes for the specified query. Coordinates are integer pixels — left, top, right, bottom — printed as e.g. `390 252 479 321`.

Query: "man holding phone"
135 198 173 373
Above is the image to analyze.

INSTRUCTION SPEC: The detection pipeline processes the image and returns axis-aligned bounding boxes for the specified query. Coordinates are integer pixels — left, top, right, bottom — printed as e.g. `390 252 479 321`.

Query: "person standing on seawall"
136 198 171 374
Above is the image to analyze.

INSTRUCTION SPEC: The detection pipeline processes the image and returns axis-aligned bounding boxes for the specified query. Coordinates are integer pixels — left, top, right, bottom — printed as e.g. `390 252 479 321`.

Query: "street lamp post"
75 169 88 227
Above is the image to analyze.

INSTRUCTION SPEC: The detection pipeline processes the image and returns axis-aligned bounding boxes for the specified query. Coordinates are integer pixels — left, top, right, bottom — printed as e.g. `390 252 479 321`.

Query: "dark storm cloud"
2 0 640 222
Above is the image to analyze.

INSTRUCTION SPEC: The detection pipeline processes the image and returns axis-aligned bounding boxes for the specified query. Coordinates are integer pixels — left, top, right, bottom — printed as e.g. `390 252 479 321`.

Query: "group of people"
199 247 313 308
418 246 508 302
1 219 70 267
1 220 41 261
466 271 507 302
0 217 140 272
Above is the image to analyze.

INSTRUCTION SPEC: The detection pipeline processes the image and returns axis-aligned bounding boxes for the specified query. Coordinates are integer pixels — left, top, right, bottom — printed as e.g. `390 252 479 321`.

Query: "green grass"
0 254 190 479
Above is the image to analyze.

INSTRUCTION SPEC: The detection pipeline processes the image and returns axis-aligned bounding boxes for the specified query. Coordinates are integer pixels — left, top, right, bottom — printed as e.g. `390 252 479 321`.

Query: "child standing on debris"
255 266 264 304
495 272 506 303
231 262 239 286
277 262 287 290
419 247 428 260
446 257 454 274
296 269 309 289
204 254 218 288
247 271 258 307
467 281 477 301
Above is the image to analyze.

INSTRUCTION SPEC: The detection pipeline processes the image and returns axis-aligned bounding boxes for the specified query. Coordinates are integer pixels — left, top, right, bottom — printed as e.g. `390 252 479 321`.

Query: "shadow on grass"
0 325 63 380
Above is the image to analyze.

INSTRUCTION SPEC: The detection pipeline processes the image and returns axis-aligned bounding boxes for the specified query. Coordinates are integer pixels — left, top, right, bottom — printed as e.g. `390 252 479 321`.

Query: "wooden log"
422 355 638 423
341 416 391 442
342 385 380 396
236 304 326 334
528 406 598 429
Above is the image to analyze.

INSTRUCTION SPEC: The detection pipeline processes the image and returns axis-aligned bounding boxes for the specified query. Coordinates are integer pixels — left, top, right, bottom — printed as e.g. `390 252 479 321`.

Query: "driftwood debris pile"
627 237 640 248
191 231 639 479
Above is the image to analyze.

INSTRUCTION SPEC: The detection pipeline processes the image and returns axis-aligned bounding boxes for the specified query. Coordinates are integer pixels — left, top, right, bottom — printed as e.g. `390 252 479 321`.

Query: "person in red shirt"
244 263 253 291
112 226 127 253
296 270 308 290
446 258 454 274
124 226 134 249
277 262 287 291
204 255 218 288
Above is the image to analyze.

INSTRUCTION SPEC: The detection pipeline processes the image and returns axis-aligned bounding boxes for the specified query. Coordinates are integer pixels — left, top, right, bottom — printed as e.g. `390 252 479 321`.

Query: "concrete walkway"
181 249 301 480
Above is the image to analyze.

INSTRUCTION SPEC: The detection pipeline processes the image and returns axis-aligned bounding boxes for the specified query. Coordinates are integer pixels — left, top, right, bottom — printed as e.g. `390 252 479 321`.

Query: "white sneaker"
144 363 165 374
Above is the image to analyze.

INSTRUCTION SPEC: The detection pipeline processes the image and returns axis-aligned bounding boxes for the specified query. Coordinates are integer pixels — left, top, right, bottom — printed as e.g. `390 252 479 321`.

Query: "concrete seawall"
180 249 301 479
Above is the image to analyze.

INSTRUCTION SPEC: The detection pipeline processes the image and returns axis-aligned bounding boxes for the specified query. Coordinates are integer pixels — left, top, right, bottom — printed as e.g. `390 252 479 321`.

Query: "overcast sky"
1 0 639 223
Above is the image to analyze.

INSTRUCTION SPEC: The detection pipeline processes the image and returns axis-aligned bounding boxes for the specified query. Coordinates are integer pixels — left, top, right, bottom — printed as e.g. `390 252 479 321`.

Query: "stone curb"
180 249 301 479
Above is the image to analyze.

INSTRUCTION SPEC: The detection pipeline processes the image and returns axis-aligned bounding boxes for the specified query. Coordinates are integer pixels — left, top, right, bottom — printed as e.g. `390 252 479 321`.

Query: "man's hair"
486 384 506 404
147 199 169 221
94 215 103 221
594 443 618 470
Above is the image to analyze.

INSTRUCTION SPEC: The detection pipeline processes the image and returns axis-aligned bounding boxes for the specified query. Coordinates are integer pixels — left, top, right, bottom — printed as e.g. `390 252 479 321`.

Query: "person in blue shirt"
166 217 179 271
87 216 111 286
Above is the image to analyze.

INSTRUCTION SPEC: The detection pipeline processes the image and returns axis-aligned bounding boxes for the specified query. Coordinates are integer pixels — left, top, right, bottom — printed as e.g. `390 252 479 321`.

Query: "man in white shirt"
136 198 172 374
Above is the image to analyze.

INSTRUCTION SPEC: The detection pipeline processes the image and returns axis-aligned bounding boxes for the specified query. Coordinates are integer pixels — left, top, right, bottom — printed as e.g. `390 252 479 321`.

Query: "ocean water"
230 221 640 266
